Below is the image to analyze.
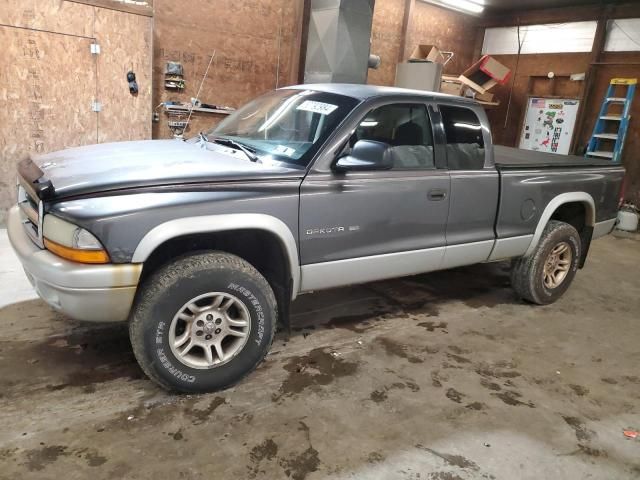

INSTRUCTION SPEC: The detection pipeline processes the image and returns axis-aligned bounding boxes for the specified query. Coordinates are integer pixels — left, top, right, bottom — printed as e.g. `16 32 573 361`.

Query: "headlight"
42 215 110 264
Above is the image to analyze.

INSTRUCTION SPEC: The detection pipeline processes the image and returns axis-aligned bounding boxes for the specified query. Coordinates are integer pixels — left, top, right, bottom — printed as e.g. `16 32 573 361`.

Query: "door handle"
427 189 447 201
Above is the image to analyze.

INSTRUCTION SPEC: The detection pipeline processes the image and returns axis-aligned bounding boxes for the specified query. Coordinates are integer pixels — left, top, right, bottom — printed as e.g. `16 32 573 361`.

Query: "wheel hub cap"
203 319 216 333
543 241 572 289
169 292 251 369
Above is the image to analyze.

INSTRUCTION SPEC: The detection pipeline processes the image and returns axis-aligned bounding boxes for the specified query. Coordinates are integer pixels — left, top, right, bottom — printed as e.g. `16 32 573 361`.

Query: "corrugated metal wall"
482 21 598 55
605 18 640 52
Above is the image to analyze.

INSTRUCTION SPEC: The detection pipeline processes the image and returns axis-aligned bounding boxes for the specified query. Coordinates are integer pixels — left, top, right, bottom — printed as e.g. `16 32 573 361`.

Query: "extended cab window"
353 103 435 170
440 105 485 170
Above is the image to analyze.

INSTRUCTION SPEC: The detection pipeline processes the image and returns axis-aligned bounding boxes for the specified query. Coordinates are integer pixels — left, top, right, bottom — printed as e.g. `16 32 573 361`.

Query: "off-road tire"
511 220 581 305
129 251 277 393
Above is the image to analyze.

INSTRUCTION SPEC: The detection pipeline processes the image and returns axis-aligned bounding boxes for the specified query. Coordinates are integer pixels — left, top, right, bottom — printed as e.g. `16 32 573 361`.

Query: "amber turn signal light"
44 238 110 264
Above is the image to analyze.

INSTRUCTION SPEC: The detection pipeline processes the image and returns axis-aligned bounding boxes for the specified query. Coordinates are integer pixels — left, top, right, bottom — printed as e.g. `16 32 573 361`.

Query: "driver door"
298 101 450 291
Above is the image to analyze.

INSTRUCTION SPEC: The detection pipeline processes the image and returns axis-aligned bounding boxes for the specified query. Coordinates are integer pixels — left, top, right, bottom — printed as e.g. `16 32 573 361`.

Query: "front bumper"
7 206 142 322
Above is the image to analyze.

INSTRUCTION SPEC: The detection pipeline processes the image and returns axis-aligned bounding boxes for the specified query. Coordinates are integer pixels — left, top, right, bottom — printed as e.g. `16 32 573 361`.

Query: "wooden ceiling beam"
480 1 640 27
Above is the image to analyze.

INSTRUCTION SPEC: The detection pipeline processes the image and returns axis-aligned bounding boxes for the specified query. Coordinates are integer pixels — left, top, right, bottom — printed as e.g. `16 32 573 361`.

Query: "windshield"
208 89 359 167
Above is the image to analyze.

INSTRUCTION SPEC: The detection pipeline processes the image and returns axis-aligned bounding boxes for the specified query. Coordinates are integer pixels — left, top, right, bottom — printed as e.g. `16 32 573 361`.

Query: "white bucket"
617 209 639 232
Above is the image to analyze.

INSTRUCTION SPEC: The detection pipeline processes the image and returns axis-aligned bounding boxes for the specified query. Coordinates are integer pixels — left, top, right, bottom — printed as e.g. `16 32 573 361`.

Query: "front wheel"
129 252 277 393
511 220 581 305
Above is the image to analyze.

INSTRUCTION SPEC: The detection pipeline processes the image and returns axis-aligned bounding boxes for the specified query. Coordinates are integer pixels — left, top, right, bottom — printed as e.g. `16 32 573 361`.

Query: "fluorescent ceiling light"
442 0 484 13
423 0 485 15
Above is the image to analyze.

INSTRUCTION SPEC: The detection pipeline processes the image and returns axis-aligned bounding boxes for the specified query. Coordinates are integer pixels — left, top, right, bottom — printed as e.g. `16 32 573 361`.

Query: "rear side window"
353 103 435 170
440 105 485 170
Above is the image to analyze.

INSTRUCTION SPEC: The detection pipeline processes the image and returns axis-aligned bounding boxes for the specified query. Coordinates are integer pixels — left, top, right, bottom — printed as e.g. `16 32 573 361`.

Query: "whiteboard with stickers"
519 97 580 155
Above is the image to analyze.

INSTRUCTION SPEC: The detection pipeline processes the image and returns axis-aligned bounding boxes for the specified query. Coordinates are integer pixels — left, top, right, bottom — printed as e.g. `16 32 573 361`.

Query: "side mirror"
333 140 393 172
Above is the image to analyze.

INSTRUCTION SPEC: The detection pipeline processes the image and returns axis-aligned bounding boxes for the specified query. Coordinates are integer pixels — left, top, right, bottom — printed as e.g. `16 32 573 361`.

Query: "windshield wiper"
203 133 259 162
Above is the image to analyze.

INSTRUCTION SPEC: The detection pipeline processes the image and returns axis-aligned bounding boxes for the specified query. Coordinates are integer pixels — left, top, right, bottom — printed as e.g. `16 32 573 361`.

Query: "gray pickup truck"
9 84 624 392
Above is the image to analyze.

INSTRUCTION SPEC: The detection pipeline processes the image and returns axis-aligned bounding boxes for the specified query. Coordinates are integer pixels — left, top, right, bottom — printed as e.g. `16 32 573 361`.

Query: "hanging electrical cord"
503 21 525 129
185 51 216 133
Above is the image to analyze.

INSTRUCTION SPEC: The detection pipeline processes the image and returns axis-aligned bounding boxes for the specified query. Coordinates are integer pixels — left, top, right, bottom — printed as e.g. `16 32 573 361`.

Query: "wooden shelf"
477 100 500 109
164 104 234 115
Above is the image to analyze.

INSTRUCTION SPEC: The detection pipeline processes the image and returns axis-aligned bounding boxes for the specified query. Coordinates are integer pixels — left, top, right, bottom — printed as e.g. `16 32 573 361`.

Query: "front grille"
17 184 44 248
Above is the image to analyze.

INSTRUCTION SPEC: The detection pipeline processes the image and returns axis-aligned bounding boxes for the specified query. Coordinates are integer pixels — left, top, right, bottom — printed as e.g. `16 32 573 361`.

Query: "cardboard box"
462 87 495 103
440 76 463 96
479 56 511 82
409 44 443 63
458 74 494 95
396 62 443 92
476 92 495 103
458 55 511 94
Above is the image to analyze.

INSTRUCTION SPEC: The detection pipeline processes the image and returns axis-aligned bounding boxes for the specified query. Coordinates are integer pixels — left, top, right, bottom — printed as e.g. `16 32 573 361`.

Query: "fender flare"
523 192 595 257
131 214 300 299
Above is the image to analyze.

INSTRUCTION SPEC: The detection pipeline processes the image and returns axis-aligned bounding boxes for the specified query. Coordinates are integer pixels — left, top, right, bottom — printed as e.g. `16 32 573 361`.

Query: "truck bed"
494 145 616 168
494 150 625 242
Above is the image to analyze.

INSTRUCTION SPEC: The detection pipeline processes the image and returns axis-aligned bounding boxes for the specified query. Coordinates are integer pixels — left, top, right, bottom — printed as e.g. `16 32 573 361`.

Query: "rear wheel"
511 220 581 305
129 251 277 393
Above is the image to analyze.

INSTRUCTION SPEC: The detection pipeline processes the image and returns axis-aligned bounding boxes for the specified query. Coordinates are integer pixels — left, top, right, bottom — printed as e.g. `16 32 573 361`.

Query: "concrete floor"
0 230 639 480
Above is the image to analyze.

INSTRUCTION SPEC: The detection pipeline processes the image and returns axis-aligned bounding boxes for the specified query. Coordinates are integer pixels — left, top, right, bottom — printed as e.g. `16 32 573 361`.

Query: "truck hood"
32 140 303 198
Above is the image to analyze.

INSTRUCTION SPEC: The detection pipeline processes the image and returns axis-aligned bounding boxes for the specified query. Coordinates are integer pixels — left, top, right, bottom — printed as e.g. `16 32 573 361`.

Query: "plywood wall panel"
157 0 281 39
66 0 153 16
368 0 480 87
0 0 153 220
152 0 300 139
0 25 97 217
175 113 226 142
152 32 280 137
95 7 152 142
279 0 305 87
368 0 405 86
151 0 479 137
0 0 96 38
483 53 591 147
409 1 478 76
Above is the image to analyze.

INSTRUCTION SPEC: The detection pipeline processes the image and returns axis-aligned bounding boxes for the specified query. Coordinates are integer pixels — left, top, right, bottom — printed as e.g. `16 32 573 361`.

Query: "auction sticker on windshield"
273 145 296 156
296 100 338 115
